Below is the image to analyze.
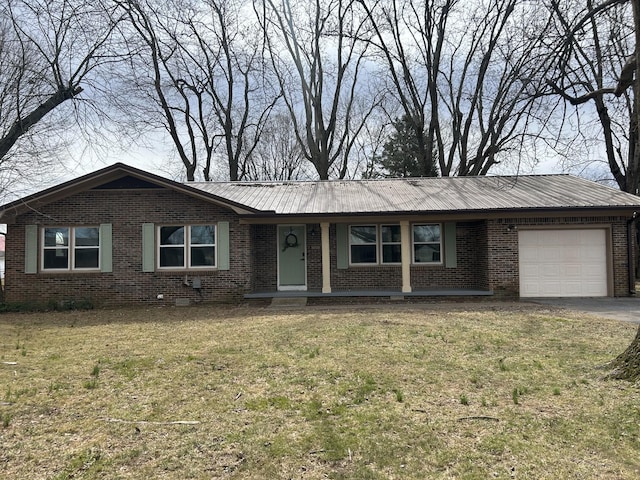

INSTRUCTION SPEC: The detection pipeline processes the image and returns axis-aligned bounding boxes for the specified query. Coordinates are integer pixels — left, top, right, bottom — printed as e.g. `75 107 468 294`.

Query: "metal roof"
2 163 638 220
189 175 640 215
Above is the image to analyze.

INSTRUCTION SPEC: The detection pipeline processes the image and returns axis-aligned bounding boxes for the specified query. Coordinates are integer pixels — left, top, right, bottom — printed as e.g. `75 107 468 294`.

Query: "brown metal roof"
2 163 638 221
189 175 640 215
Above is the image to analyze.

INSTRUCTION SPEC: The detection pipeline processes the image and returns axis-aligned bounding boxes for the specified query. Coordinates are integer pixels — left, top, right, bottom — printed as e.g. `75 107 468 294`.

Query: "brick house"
1 163 639 306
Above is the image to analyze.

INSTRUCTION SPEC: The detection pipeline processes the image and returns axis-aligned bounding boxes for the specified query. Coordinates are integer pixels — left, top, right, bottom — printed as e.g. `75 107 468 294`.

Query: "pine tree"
379 116 438 178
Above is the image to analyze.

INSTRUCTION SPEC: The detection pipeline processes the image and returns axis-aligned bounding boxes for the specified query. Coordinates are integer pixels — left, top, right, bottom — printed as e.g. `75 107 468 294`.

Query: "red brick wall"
5 189 252 306
410 221 489 290
250 224 277 291
486 216 632 297
5 189 635 305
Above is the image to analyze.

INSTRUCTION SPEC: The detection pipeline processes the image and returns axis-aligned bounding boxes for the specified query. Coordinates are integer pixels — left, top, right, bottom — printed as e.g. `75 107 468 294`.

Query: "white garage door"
518 229 608 297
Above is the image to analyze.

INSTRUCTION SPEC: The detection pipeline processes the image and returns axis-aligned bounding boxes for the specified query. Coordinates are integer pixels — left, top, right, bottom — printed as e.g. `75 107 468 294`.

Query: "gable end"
92 175 162 190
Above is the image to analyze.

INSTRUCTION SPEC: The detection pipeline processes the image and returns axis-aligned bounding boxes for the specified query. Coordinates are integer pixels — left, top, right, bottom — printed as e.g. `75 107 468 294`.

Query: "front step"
269 297 308 308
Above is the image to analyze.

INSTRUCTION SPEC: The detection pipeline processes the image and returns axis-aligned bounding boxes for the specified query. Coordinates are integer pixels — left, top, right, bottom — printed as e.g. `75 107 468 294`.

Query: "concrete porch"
244 288 494 299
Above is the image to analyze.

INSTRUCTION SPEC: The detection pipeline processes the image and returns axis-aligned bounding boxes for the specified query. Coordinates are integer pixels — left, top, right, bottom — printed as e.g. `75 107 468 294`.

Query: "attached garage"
518 229 609 297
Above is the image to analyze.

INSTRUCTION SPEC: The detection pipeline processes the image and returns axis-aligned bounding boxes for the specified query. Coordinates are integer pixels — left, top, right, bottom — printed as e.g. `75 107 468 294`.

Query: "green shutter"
217 221 230 270
25 225 38 274
142 223 155 272
336 224 348 269
444 222 457 268
100 224 113 273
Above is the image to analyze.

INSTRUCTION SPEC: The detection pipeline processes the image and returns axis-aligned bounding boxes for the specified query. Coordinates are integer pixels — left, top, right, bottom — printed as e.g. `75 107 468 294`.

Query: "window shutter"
25 225 38 274
444 222 457 268
142 223 155 272
217 221 230 270
336 224 348 269
100 224 113 273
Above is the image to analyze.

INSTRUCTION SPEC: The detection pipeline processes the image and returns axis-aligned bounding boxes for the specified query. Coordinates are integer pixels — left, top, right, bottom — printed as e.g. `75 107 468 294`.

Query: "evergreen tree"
379 116 438 177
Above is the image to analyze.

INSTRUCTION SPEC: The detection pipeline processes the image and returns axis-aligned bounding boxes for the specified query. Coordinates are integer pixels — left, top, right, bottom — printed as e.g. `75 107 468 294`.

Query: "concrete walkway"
529 297 640 324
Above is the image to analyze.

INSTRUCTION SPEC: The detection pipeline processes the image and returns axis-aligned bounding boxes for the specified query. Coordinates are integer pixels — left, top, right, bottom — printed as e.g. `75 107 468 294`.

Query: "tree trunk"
607 0 640 382
606 325 640 381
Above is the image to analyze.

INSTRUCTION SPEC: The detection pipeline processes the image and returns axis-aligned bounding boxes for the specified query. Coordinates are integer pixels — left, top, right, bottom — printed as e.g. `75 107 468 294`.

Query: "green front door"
278 225 306 290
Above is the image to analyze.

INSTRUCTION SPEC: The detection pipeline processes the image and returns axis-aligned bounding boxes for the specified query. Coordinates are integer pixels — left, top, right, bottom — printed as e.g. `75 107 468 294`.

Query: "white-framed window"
42 226 100 271
412 224 442 263
350 225 377 264
381 225 402 264
349 225 402 265
158 225 216 269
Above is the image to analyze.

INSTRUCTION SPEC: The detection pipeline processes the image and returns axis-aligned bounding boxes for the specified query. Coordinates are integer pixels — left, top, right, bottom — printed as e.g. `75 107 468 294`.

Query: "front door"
277 225 306 290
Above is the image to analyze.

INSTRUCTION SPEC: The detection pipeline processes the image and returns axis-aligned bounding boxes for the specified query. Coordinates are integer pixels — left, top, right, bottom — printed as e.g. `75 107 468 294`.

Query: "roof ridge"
187 173 573 186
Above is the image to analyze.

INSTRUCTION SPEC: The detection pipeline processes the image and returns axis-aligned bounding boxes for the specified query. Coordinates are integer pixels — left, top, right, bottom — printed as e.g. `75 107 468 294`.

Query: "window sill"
154 268 218 273
346 263 444 268
37 270 102 274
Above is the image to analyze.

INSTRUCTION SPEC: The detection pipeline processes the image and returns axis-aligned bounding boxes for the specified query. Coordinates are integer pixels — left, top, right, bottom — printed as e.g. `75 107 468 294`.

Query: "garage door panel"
541 246 562 262
582 264 605 277
539 281 563 296
563 249 581 262
519 229 607 297
563 265 582 277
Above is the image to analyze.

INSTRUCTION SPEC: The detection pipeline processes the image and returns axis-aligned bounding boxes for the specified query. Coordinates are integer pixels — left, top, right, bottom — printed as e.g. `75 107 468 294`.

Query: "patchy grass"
1 302 640 479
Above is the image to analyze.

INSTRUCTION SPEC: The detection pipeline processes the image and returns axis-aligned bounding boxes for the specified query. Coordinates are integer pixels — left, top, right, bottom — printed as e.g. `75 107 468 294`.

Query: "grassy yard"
1 302 640 479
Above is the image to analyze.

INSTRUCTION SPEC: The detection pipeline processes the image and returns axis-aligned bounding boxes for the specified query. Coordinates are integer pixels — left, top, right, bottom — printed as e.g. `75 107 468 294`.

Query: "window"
42 227 100 270
413 224 441 263
349 225 401 264
158 225 216 269
381 225 401 263
350 225 377 264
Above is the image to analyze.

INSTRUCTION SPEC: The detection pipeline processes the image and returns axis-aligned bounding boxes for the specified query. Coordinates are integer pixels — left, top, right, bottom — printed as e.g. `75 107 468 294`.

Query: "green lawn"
1 303 639 479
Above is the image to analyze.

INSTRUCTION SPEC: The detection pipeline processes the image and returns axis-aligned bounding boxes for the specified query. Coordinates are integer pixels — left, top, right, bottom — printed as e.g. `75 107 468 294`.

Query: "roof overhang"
238 207 639 224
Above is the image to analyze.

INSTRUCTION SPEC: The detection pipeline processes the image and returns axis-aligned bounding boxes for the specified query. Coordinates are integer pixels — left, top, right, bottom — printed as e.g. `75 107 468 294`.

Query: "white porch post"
401 220 412 293
321 222 332 293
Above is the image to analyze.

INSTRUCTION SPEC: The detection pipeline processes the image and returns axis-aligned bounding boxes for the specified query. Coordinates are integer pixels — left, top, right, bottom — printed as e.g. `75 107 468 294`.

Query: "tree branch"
546 79 615 105
0 86 82 161
615 54 636 96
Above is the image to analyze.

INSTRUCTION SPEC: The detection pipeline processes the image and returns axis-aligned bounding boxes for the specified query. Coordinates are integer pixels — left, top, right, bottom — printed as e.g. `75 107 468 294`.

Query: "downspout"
628 213 637 295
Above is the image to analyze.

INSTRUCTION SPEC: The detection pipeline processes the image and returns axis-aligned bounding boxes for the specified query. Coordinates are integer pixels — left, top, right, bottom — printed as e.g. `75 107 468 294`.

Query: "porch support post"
321 222 332 293
401 220 412 293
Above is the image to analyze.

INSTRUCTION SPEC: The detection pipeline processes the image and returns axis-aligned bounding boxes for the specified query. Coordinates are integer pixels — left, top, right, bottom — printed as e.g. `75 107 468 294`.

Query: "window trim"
380 224 402 265
348 224 403 265
41 226 101 272
411 223 443 265
349 224 378 265
157 224 217 270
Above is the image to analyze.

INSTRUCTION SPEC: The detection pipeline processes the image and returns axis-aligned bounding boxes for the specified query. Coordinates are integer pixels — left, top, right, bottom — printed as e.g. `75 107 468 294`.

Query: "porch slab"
269 297 308 308
245 288 493 299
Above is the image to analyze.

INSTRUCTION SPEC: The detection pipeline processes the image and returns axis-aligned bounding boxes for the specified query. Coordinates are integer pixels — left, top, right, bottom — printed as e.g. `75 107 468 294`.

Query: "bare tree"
0 0 122 196
257 0 382 180
243 112 311 180
116 0 280 181
358 0 557 177
546 0 636 193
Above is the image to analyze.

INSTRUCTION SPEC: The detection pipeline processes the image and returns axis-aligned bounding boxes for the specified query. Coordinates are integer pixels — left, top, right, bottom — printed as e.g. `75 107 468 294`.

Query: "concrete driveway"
528 297 640 323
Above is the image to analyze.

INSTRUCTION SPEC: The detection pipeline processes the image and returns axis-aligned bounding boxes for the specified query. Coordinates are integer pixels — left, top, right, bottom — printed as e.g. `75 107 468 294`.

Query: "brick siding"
5 188 252 306
253 217 633 298
487 216 632 297
4 185 635 305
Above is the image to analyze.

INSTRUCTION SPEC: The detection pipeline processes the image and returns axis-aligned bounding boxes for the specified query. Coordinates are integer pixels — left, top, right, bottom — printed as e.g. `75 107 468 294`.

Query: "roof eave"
238 205 640 224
